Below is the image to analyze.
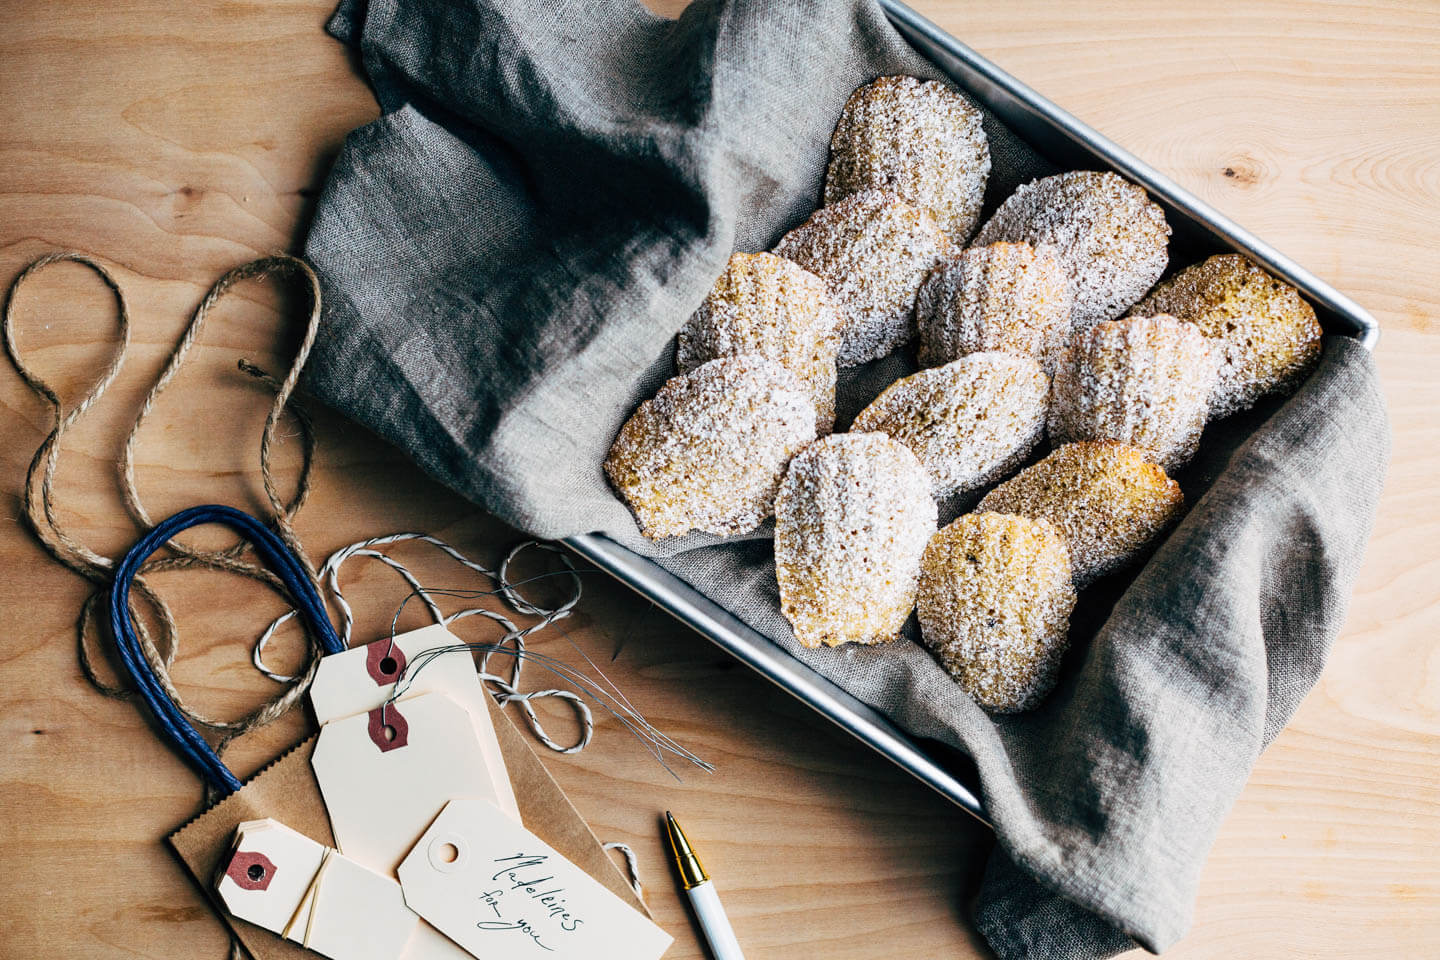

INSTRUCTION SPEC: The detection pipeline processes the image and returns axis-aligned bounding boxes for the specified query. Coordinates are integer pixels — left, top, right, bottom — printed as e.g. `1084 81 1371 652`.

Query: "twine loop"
603 841 645 900
3 251 328 744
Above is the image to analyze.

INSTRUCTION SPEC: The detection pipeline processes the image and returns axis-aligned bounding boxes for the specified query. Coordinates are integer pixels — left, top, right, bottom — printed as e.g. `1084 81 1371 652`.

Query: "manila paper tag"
312 691 502 876
308 624 521 823
398 797 674 960
216 818 416 960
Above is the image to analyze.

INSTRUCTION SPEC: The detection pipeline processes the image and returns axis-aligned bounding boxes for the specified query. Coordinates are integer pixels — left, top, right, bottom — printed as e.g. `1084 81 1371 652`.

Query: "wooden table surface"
2 1 1436 957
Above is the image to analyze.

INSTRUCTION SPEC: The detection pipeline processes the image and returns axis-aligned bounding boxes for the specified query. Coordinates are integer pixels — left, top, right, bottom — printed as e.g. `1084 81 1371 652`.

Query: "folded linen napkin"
302 1 1389 955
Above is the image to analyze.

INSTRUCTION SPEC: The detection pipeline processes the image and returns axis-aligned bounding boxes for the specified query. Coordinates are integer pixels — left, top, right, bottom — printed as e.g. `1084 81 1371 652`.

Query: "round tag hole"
379 656 398 675
428 834 468 873
247 864 266 882
382 724 397 741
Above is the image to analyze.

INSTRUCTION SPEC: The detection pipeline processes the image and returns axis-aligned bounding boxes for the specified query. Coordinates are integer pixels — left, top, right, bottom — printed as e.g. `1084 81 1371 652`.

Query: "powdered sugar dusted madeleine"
975 171 1170 332
773 190 952 366
605 356 816 540
917 241 1072 372
851 352 1049 500
824 75 991 242
1049 315 1216 471
677 252 841 434
1129 254 1322 419
775 433 937 648
978 441 1184 586
917 512 1077 713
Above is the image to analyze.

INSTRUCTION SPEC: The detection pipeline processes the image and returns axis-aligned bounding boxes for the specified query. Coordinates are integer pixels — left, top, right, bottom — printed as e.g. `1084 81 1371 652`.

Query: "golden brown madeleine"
677 252 841 435
977 441 1184 586
604 356 816 540
773 190 952 366
916 241 1073 372
775 432 937 648
1129 253 1322 419
974 171 1170 332
824 74 991 242
917 513 1077 713
852 352 1049 500
1049 314 1216 471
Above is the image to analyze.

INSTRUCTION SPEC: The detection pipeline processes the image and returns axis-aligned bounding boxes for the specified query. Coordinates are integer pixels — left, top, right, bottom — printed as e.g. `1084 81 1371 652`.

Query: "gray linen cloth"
302 0 1390 955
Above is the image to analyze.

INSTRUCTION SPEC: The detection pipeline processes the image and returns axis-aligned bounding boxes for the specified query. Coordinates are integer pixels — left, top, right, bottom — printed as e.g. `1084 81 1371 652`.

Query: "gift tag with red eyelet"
311 691 499 876
216 818 417 960
308 624 519 822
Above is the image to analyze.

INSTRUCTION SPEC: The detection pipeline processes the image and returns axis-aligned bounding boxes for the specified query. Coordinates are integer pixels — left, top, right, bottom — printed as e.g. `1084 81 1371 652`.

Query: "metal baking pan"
565 0 1380 827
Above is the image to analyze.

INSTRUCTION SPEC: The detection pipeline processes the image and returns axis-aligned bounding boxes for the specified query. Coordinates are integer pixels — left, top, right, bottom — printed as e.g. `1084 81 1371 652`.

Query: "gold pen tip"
664 810 708 888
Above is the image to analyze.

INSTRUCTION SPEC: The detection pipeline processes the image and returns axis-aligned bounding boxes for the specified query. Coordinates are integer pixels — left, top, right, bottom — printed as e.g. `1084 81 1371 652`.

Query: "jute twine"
3 252 327 754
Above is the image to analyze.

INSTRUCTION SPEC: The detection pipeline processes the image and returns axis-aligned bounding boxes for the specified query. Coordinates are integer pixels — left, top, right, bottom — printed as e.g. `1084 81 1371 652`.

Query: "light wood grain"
1 1 1436 958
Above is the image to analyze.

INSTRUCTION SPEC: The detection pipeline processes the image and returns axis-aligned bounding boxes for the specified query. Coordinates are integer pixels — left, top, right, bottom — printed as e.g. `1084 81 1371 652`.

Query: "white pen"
665 811 746 960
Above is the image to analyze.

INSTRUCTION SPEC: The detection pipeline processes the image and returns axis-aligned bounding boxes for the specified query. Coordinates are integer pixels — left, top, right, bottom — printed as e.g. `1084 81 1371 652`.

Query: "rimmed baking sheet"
566 0 1380 826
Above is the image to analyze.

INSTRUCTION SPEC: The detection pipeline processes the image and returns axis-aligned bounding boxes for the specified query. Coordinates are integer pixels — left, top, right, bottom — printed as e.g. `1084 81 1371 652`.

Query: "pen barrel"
686 880 745 960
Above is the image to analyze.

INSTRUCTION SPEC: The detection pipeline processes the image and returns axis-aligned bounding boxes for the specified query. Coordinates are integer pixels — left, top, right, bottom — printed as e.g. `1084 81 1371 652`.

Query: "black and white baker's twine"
253 535 596 752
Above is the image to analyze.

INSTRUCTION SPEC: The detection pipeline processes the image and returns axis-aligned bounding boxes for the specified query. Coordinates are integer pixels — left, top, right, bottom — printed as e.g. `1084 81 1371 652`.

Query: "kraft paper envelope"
170 693 654 960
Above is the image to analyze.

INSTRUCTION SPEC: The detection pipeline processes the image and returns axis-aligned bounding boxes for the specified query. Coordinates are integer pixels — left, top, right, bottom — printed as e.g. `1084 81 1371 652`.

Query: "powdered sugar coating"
775 432 938 648
824 75 992 242
1049 315 1216 471
978 441 1184 586
852 352 1050 500
605 355 816 540
917 512 1076 713
916 241 1073 372
974 171 1170 333
677 252 841 434
773 190 953 366
1129 254 1322 419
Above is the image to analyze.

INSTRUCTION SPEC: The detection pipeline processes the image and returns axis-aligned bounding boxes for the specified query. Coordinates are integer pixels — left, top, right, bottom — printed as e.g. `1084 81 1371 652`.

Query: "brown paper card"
170 694 650 960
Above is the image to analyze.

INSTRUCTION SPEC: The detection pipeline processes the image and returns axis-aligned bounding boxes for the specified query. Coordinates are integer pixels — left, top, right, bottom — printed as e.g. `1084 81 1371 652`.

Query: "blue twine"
107 504 343 795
